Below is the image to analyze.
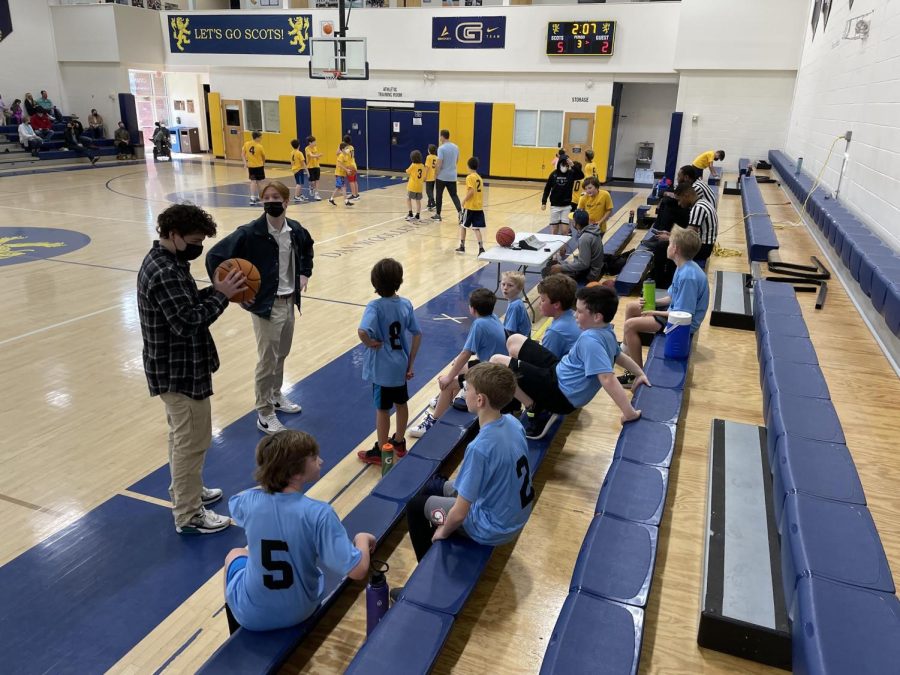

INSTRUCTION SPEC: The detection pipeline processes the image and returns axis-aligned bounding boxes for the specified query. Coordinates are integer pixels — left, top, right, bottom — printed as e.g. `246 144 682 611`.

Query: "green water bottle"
381 442 394 477
643 280 656 311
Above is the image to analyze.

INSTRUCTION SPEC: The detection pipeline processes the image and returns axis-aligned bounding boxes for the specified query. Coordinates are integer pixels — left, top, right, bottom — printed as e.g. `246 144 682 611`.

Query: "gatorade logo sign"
432 16 506 49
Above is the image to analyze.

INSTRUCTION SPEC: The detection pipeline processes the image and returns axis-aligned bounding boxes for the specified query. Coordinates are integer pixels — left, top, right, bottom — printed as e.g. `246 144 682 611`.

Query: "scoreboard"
546 21 616 56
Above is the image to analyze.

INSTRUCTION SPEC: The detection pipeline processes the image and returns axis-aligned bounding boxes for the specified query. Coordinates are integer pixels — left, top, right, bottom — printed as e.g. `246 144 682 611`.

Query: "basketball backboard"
309 37 369 80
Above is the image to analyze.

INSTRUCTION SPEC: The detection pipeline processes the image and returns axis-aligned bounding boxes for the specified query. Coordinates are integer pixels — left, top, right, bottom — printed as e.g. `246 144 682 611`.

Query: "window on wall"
514 110 563 148
244 100 280 133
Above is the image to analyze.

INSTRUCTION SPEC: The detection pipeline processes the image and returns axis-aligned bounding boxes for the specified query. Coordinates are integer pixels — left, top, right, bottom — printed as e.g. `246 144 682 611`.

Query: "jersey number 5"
261 539 294 589
516 456 535 509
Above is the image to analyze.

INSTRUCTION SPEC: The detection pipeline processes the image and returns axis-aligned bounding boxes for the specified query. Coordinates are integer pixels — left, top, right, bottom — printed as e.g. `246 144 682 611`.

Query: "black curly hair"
156 203 218 239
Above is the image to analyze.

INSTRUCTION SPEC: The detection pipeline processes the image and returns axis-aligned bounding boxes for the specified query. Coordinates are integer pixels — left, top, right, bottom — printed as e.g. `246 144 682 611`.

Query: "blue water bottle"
366 560 390 636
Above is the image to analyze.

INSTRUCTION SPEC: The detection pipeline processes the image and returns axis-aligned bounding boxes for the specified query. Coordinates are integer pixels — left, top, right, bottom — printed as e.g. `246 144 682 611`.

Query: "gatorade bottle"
365 560 390 636
643 279 656 311
380 442 394 477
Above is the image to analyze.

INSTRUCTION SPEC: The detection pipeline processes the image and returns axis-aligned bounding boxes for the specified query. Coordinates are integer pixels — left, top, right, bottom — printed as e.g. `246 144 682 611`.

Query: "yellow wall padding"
208 92 224 158
490 103 514 177
592 105 614 183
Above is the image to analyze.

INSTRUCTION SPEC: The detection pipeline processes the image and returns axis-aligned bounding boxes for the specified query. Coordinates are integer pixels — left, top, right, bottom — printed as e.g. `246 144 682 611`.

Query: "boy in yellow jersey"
424 144 438 210
329 142 354 208
242 131 266 205
289 139 309 203
305 135 322 201
343 134 360 201
583 149 599 181
568 160 585 217
405 149 426 222
692 149 725 178
573 177 613 234
456 157 486 256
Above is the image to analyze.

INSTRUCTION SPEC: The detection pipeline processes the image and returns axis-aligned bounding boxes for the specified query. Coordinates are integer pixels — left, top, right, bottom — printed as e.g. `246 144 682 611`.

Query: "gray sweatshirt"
560 223 604 281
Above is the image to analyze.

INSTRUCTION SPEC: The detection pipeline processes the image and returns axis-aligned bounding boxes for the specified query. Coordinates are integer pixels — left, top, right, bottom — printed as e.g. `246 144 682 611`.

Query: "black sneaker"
430 214 442 221
390 435 408 458
455 245 465 254
390 586 405 604
422 474 448 496
328 198 337 206
617 371 636 389
523 409 559 440
356 442 382 465
478 247 486 256
344 201 354 207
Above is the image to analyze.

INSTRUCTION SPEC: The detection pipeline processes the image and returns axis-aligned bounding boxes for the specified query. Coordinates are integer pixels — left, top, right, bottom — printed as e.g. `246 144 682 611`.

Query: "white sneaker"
410 413 437 438
429 395 439 409
257 413 287 435
201 486 223 506
176 507 231 535
272 394 302 414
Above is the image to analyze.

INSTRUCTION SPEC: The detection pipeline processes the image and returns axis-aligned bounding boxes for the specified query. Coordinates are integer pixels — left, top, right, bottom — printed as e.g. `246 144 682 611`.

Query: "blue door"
341 107 367 169
366 108 391 171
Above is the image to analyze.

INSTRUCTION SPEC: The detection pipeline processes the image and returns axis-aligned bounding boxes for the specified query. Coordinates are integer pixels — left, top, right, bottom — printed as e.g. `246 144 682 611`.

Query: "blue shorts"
294 170 306 185
335 176 346 189
226 555 248 584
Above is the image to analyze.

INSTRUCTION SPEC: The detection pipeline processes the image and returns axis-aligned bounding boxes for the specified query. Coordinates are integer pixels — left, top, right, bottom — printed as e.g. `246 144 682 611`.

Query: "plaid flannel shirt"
137 242 228 400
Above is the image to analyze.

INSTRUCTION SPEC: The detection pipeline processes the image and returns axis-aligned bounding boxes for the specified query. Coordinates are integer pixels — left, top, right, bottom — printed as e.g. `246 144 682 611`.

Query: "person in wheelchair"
152 121 171 161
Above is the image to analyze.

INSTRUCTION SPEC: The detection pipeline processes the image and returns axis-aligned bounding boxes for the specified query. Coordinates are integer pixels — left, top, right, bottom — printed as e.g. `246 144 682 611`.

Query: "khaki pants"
252 297 295 416
160 392 212 527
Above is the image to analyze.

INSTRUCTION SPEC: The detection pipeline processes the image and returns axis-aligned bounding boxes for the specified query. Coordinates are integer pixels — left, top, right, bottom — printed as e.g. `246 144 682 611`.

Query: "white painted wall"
785 0 900 250
166 71 209 151
676 70 796 174
0 0 65 113
612 82 678 179
59 62 130 129
674 0 806 71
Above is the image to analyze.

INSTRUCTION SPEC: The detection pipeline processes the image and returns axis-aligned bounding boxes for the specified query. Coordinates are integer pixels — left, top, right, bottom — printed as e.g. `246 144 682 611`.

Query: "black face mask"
263 201 285 218
174 236 203 262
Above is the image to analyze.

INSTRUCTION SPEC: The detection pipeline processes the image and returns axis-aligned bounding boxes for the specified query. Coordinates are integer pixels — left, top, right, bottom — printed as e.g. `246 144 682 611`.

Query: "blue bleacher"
614 229 657 295
595 458 668 527
613 418 676 468
741 165 780 262
738 158 752 176
605 220 637 256
768 149 900 337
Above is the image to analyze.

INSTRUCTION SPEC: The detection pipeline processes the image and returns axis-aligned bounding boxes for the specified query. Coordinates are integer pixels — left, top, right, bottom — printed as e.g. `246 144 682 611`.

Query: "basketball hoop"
325 69 342 89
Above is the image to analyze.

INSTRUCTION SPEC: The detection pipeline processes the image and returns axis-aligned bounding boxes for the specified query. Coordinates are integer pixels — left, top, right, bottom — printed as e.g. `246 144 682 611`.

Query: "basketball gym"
1 0 898 673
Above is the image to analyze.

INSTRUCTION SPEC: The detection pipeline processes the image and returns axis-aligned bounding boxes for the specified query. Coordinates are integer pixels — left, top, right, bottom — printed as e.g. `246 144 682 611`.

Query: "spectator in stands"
491 285 649 440
87 109 104 139
18 116 43 157
675 181 718 263
69 115 92 144
9 99 23 125
0 94 9 124
618 226 709 386
23 93 39 117
645 166 695 289
223 431 376 632
30 110 54 140
692 149 725 179
114 121 134 159
64 119 98 164
395 363 534 577
544 209 605 282
37 90 62 120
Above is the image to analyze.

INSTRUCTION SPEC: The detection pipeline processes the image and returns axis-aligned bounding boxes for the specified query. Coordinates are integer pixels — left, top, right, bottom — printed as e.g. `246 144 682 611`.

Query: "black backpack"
604 248 633 276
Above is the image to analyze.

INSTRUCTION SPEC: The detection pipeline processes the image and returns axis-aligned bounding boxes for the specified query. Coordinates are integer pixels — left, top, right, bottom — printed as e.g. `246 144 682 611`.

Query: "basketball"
323 23 333 35
586 281 603 287
215 258 260 304
496 227 516 247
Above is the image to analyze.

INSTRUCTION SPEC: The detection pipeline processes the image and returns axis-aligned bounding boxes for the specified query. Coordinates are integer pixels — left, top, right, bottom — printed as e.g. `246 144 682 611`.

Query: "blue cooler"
663 311 692 360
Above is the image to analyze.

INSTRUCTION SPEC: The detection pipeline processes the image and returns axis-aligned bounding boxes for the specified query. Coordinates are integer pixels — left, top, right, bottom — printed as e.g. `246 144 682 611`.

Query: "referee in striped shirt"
675 181 718 263
680 164 718 205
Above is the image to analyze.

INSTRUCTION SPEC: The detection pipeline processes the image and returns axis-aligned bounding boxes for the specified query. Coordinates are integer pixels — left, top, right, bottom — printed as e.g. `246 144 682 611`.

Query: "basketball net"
325 69 341 90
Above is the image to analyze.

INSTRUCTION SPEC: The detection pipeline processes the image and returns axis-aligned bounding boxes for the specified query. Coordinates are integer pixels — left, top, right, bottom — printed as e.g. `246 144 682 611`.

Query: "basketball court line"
0 201 148 225
0 492 67 517
121 490 175 509
0 304 120 347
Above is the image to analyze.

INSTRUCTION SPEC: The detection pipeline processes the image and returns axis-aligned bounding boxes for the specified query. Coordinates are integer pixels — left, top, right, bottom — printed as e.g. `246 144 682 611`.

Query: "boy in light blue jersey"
224 431 375 632
412 288 507 438
357 258 422 465
491 285 650 440
394 363 533 592
619 226 709 386
537 274 581 358
501 271 531 338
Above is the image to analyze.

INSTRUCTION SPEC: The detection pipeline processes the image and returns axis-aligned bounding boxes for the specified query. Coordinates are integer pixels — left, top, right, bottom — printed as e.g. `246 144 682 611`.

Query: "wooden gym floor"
0 157 896 674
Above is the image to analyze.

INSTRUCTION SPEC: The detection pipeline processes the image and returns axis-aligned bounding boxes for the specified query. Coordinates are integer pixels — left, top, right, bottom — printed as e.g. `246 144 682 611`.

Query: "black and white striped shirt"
693 179 717 205
689 198 718 245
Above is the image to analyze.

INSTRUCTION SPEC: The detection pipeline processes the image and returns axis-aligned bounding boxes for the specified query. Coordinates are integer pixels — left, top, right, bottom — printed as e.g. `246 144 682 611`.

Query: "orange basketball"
586 281 603 287
496 227 516 247
215 258 260 304
323 23 334 35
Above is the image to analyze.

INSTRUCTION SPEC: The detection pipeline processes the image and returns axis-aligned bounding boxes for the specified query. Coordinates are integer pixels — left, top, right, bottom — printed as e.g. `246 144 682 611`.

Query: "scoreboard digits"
547 21 616 56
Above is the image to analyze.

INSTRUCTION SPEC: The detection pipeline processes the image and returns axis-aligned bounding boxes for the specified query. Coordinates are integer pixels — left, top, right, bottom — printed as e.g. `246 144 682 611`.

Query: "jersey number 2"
516 456 535 509
261 539 294 589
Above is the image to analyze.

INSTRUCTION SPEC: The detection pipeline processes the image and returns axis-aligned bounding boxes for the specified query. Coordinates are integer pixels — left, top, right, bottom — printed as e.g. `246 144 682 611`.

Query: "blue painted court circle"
0 227 91 266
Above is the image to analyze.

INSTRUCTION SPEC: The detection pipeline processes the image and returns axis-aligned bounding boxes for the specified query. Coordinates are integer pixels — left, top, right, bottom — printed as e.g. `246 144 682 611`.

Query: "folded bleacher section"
768 150 900 336
741 156 780 262
754 279 900 673
540 333 689 674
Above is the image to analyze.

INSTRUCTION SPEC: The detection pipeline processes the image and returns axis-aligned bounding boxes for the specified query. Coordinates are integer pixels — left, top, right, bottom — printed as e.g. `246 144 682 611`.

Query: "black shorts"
509 339 576 415
308 167 321 182
372 383 409 411
458 359 480 388
248 166 266 181
462 209 486 229
695 243 714 262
